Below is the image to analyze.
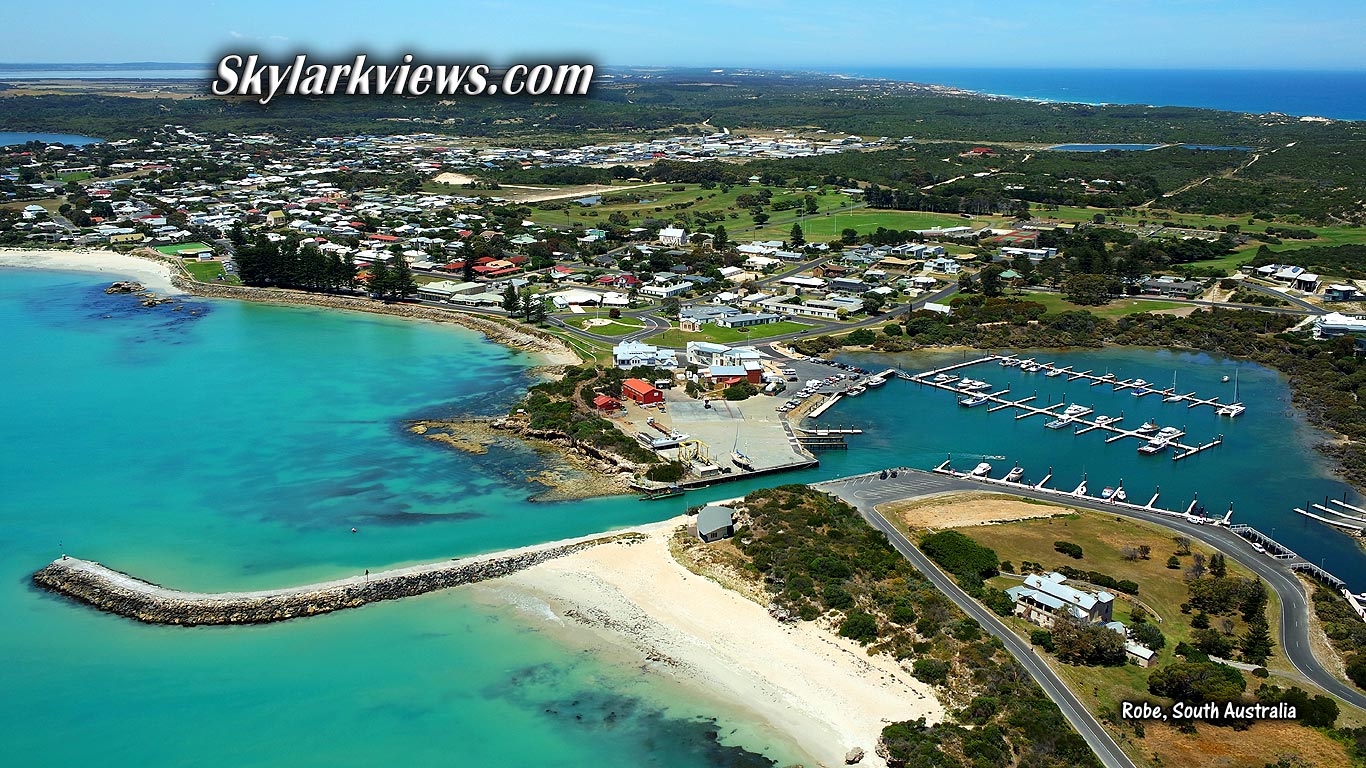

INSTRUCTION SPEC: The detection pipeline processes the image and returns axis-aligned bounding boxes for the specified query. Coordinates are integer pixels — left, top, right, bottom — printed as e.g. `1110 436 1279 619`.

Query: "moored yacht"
970 462 993 477
1004 466 1025 482
1138 437 1170 455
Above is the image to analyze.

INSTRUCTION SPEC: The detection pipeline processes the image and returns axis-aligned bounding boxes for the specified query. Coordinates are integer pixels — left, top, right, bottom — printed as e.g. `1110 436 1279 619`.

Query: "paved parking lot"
815 470 976 508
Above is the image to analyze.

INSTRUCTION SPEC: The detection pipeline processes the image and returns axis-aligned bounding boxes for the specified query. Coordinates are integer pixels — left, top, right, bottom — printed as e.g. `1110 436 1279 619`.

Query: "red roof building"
592 394 622 411
621 379 664 406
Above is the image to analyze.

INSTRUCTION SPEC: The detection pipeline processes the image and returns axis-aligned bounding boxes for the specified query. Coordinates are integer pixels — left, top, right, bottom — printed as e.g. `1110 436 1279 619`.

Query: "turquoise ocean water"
4 268 1366 765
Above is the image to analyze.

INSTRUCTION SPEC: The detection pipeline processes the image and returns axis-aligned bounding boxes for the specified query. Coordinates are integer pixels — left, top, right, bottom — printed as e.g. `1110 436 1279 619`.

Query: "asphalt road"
817 472 1139 768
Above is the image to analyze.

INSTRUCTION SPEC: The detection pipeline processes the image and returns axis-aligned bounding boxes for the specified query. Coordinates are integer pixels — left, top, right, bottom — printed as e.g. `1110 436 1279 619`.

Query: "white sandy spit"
486 518 944 768
0 248 183 294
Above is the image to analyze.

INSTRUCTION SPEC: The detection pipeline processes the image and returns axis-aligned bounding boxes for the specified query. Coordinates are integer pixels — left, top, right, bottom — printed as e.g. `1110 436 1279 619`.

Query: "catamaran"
1217 369 1244 416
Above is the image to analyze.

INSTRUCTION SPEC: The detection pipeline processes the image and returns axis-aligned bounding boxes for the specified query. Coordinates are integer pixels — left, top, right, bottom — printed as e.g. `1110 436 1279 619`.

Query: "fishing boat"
959 394 989 407
847 385 867 397
1114 488 1128 502
1101 486 1116 499
1136 420 1159 433
1004 466 1025 483
639 485 686 501
970 462 993 477
1045 416 1073 429
866 376 886 388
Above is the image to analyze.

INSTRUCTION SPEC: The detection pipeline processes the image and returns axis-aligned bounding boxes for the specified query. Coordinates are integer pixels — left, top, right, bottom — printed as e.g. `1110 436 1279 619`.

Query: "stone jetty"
33 532 638 626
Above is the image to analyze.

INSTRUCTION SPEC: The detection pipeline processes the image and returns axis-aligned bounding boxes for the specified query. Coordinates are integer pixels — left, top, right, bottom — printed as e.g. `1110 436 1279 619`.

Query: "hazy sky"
6 0 1365 70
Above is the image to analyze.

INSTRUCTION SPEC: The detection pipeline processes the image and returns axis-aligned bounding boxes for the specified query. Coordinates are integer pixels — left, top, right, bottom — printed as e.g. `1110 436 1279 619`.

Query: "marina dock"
910 361 1227 458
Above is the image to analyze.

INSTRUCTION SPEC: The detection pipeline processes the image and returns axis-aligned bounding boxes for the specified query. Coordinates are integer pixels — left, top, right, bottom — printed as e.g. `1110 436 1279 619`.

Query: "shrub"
912 658 950 685
1054 540 1084 559
1030 630 1055 652
920 530 1000 582
839 611 880 644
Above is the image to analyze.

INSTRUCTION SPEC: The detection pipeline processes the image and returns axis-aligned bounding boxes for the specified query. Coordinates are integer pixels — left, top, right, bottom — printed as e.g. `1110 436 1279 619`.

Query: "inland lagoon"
4 268 1365 766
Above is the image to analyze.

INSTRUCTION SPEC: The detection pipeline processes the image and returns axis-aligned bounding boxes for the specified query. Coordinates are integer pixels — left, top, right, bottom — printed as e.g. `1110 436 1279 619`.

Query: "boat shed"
696 506 736 543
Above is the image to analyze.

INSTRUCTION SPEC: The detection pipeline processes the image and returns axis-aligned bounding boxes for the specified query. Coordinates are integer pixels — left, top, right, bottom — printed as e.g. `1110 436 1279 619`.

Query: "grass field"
748 209 981 241
560 316 645 336
155 242 213 255
56 171 91 182
1017 291 1188 318
527 183 855 228
647 320 813 347
183 260 238 284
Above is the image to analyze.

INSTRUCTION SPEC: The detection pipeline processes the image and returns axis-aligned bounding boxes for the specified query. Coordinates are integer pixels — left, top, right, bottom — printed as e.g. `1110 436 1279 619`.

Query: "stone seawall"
33 533 638 626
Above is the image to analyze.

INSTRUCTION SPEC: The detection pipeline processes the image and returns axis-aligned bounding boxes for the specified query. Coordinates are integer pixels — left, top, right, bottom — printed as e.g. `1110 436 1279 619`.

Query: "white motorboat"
1062 404 1091 418
959 394 989 407
970 462 993 477
1045 368 1064 378
1004 466 1025 483
1136 420 1159 433
866 376 886 388
1138 437 1170 455
1156 426 1182 439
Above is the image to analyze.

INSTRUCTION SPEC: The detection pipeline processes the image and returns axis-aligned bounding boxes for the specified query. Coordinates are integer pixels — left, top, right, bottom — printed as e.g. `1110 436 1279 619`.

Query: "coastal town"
8 58 1366 768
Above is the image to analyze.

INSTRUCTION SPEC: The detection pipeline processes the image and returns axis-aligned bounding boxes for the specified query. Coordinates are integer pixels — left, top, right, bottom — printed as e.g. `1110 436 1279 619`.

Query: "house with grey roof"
696 506 735 543
1005 571 1114 627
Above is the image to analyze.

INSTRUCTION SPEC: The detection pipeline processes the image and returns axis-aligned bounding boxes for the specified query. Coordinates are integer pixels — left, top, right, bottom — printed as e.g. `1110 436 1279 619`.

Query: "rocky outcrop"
105 281 144 294
487 417 651 476
844 747 865 764
33 533 638 626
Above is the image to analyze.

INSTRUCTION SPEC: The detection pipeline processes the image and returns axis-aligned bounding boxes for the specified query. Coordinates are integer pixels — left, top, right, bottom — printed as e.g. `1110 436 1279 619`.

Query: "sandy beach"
484 518 944 767
0 248 184 294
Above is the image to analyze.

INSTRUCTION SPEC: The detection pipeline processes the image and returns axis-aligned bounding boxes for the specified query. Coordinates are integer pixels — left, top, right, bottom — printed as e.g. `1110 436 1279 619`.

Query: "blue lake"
0 131 103 146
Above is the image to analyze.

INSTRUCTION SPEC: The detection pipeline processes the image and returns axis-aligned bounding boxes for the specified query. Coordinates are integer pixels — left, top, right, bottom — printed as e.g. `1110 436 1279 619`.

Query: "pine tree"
501 283 519 313
390 256 417 299
790 223 805 246
368 259 392 299
1240 616 1275 665
712 224 728 249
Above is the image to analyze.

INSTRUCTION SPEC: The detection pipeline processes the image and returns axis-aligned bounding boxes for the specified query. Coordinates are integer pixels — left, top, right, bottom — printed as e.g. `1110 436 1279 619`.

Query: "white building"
612 341 678 369
658 227 688 246
1006 572 1115 627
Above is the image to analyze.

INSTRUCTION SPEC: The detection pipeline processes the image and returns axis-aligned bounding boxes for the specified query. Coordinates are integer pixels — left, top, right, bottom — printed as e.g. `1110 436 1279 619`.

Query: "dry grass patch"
880 491 1063 529
1138 720 1351 768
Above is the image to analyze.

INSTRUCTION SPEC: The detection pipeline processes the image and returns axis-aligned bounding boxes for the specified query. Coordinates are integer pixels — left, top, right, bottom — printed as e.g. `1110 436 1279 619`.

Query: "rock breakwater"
33 533 638 626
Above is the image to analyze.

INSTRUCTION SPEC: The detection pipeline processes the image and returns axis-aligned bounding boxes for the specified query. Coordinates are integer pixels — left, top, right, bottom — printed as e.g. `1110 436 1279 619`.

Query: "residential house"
658 227 688 246
1005 572 1115 627
612 341 678 369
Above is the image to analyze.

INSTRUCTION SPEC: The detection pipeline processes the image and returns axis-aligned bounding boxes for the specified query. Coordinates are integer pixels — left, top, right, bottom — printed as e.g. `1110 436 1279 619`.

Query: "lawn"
183 260 238 284
527 183 854 228
1017 291 1187 318
561 316 645 336
748 208 982 241
647 320 813 347
155 242 214 256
